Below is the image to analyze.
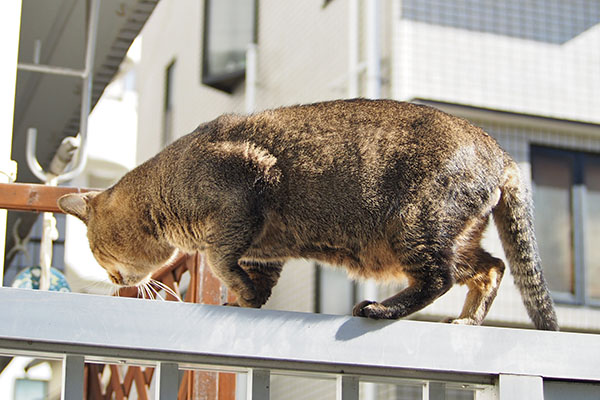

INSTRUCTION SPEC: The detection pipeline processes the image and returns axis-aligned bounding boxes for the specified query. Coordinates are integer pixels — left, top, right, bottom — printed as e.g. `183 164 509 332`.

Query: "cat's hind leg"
352 259 454 320
447 248 505 325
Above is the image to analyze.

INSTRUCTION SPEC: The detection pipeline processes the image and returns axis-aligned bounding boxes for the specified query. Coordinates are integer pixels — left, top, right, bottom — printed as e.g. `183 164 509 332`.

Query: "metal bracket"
22 0 101 184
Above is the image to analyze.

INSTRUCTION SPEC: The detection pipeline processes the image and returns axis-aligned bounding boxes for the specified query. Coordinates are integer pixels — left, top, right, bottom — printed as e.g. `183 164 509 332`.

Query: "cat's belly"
309 240 408 282
244 212 408 282
245 237 408 283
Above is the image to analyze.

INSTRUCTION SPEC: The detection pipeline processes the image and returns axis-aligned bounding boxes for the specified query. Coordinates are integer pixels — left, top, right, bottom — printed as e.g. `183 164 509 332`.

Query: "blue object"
12 266 71 292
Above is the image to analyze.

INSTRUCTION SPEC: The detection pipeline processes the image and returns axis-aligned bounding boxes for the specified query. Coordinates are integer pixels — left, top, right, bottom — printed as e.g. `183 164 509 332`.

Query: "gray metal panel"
336 376 359 400
0 288 598 383
427 382 446 400
61 355 84 400
247 369 270 400
544 380 600 400
156 362 179 399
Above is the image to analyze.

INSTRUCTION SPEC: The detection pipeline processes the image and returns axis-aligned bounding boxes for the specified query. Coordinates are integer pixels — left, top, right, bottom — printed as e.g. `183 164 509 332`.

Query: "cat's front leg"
205 248 261 307
237 260 283 307
221 261 283 308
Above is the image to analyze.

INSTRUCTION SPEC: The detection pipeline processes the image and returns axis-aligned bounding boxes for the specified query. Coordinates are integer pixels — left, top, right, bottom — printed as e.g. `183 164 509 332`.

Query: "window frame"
531 145 600 307
201 0 258 93
162 60 176 146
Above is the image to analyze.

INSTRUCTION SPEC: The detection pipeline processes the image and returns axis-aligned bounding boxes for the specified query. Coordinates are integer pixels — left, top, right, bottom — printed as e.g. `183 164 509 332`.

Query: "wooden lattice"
84 253 236 400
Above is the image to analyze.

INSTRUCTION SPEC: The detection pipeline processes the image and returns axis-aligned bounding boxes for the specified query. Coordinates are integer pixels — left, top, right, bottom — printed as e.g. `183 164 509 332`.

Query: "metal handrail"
1 287 599 399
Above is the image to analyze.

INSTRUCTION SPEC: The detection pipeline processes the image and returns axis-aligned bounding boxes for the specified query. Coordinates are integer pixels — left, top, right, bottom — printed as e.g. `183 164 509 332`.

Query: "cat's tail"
492 160 559 331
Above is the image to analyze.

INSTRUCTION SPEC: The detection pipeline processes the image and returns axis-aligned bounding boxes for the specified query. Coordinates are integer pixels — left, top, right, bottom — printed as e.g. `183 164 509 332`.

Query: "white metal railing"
0 287 598 399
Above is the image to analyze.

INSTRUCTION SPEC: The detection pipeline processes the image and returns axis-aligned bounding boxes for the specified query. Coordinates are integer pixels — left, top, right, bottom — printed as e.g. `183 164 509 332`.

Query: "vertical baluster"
336 375 359 400
156 362 179 399
247 369 270 399
424 381 446 400
61 355 84 400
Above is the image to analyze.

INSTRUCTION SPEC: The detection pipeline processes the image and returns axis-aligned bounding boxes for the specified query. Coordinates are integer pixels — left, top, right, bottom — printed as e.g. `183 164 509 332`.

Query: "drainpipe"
0 0 22 285
363 3 381 400
366 0 381 99
363 0 381 300
245 43 257 114
348 0 359 98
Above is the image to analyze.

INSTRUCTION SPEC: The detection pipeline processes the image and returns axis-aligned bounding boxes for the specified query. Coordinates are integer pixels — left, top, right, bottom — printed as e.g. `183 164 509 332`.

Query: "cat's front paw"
228 294 263 308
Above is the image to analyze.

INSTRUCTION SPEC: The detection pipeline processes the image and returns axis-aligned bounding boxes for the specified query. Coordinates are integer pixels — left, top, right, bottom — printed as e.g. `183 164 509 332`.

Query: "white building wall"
393 1 600 122
136 0 353 164
137 0 245 165
254 0 349 110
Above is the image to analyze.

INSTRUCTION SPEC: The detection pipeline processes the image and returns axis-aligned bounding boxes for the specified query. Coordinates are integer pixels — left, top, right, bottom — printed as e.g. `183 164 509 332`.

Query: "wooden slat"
85 364 104 399
109 365 126 400
0 182 93 213
218 372 236 400
144 367 155 385
133 367 150 400
122 366 136 395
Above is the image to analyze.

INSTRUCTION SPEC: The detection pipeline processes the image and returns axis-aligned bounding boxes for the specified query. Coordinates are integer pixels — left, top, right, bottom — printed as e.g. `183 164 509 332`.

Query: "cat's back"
244 99 500 160
236 99 505 186
234 99 505 228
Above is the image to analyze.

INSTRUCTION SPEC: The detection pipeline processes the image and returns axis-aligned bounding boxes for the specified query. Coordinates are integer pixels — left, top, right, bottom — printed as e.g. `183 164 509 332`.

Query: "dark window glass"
202 0 257 93
531 146 600 305
531 150 575 295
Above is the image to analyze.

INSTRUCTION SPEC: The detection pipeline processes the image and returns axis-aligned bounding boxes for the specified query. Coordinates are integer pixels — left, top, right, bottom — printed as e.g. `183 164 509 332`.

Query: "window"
163 60 175 146
14 378 48 400
531 146 600 305
315 264 356 315
202 0 257 93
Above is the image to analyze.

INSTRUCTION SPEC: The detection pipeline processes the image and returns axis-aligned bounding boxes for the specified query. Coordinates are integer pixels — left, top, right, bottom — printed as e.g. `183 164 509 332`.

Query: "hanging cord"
39 178 59 291
38 137 79 291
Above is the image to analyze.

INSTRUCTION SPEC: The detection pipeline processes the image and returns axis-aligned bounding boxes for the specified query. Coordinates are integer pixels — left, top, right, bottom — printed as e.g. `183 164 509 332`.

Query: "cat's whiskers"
150 279 183 302
143 283 155 300
140 283 148 299
148 284 166 301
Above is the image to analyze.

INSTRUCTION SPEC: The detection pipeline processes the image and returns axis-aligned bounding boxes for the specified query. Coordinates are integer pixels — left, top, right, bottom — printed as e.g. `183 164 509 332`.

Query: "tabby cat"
58 99 559 330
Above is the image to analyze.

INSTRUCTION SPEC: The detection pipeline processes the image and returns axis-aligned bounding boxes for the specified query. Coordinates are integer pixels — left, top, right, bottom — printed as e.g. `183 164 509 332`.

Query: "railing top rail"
0 182 93 213
0 287 598 384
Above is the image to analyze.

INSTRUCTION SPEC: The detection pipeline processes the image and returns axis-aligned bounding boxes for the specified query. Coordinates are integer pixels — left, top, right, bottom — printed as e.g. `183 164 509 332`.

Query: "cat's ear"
57 191 100 223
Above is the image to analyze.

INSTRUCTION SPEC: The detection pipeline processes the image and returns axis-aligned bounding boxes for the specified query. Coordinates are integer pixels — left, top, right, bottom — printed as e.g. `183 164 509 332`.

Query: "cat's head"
58 191 175 287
